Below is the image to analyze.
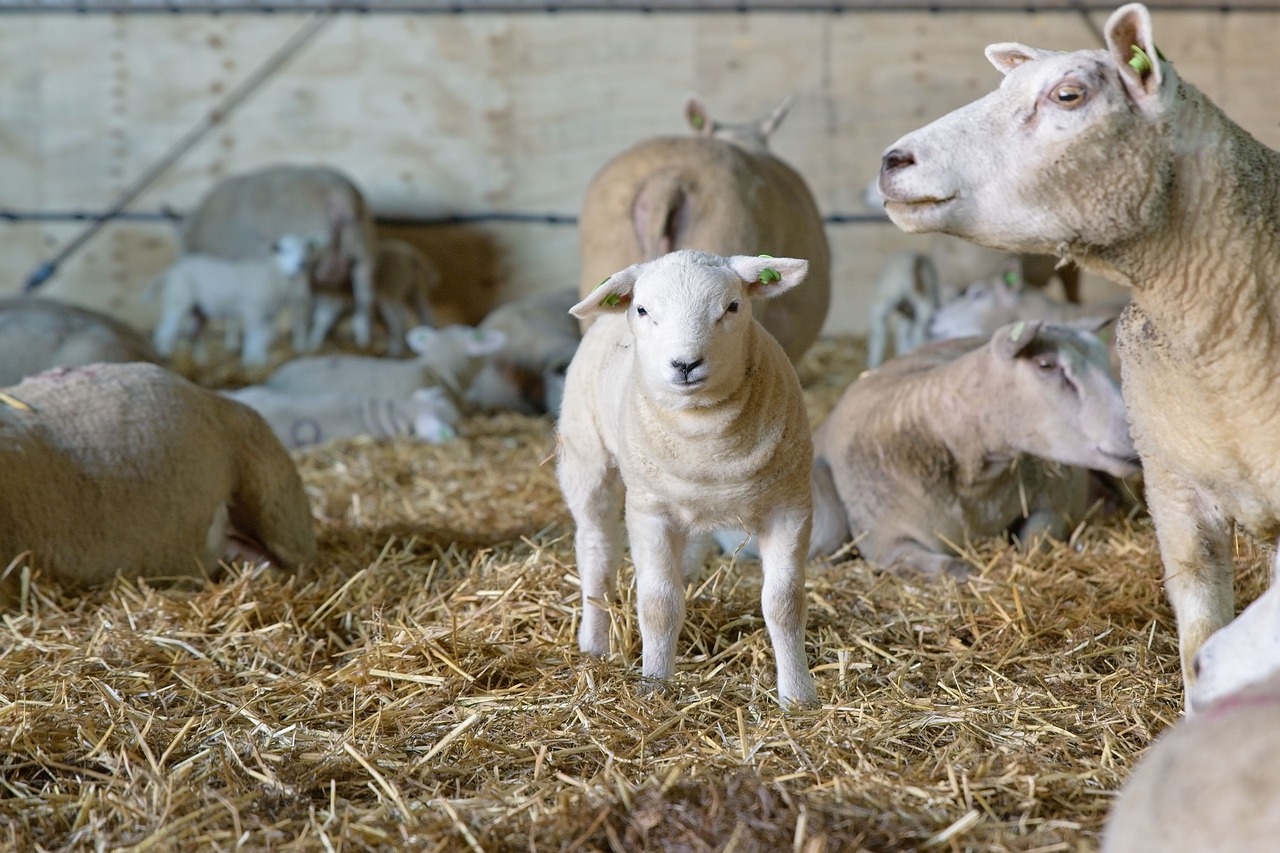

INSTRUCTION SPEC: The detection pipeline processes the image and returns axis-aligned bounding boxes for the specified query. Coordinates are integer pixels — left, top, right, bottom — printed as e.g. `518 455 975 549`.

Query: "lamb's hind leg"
1144 462 1234 706
756 505 818 708
559 454 624 659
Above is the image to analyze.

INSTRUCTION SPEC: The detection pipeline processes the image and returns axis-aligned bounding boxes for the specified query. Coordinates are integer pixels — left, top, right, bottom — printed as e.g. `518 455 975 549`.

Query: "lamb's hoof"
779 678 820 710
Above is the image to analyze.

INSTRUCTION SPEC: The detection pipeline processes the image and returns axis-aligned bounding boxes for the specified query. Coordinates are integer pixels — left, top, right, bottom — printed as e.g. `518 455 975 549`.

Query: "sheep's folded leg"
757 506 818 708
627 510 686 689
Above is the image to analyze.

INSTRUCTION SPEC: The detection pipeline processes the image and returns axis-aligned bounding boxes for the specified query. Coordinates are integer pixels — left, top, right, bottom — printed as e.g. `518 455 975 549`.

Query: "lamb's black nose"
881 148 916 173
671 358 703 379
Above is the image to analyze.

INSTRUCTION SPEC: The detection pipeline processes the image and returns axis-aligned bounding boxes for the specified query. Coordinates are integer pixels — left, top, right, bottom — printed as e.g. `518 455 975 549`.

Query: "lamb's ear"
570 265 642 320
404 325 440 355
985 43 1057 76
685 96 714 136
728 256 809 299
1106 3 1163 105
991 320 1044 360
462 328 507 357
759 94 795 140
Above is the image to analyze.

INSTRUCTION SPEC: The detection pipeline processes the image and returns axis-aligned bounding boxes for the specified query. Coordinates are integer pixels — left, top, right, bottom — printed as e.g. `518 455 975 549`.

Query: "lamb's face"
1189 585 1280 715
878 3 1176 259
928 267 1023 341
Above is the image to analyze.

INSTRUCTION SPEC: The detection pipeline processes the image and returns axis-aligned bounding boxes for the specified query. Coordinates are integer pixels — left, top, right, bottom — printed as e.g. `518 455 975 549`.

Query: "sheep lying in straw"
0 295 159 385
578 96 830 364
466 287 581 415
877 1 1280 696
809 323 1138 579
558 249 818 707
0 362 315 605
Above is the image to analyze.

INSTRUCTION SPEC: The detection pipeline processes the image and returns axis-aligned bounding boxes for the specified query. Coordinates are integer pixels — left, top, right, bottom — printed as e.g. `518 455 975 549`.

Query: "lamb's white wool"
578 97 830 363
225 385 459 449
1102 671 1280 852
265 324 506 407
865 250 942 367
813 323 1137 579
150 250 309 367
1188 584 1280 714
878 2 1280 701
557 249 818 707
0 362 315 606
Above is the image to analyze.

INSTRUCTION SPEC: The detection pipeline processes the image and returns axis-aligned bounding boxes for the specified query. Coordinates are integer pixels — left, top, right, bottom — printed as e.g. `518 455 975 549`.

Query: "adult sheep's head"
877 3 1177 266
571 250 808 407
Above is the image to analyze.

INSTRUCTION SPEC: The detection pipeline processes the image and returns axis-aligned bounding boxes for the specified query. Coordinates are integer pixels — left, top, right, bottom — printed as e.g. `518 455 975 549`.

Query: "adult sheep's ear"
570 264 642 320
1105 3 1163 106
991 320 1044 360
685 95 714 136
984 43 1058 76
728 256 809 300
759 94 795 140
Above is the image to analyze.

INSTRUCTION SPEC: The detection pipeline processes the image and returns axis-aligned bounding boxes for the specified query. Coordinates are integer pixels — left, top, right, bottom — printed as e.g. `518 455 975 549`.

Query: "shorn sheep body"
557 249 818 707
0 363 315 605
878 2 1280 697
0 296 159 385
810 323 1138 579
578 97 830 364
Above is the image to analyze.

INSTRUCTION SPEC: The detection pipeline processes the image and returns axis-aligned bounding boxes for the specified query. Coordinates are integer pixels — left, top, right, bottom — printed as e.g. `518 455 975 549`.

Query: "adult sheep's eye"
636 306 648 317
1051 84 1087 107
1035 356 1058 372
726 301 740 314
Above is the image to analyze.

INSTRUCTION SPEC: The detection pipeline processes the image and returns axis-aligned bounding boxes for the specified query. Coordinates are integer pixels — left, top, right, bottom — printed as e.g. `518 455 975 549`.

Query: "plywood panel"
0 8 1277 338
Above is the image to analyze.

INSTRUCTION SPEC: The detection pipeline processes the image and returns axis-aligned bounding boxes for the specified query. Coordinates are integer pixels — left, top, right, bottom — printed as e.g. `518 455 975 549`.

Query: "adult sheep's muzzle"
877 141 960 234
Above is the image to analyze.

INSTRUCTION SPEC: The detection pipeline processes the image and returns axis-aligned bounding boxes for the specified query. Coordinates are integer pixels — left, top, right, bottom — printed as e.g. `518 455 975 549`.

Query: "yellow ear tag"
1010 321 1027 343
758 268 781 285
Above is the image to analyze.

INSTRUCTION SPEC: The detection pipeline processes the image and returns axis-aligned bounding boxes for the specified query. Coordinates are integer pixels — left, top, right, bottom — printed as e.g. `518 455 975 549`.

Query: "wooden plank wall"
2 8 1279 335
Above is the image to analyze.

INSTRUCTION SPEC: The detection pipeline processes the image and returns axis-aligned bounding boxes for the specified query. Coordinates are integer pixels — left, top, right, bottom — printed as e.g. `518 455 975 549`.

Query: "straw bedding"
0 336 1268 852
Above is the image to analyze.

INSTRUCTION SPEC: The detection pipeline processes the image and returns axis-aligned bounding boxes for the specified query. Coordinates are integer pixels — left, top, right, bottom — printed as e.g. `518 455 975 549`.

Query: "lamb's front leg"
560 458 624 659
626 510 686 690
756 506 818 708
1144 461 1234 705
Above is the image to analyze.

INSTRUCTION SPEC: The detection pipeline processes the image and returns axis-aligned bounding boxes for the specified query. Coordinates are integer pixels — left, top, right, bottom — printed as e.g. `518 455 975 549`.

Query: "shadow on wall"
377 223 501 327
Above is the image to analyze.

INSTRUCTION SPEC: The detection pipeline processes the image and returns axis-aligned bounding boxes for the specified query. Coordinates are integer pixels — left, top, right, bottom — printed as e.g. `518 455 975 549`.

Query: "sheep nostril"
671 358 703 379
881 148 916 172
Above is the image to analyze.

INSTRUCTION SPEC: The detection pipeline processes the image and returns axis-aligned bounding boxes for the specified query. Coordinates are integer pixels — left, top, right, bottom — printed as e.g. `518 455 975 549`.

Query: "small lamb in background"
0 296 160 385
149 235 311 367
865 250 943 367
0 362 315 606
809 322 1138 578
466 287 581 415
225 385 459 449
557 249 818 707
265 324 506 410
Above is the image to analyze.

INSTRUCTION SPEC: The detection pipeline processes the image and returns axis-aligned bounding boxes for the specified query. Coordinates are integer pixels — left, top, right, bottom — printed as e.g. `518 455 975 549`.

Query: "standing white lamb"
876 2 1280 697
557 249 818 707
0 296 160 385
578 96 830 364
809 323 1138 578
181 164 379 349
264 324 506 407
0 362 315 606
149 235 311 367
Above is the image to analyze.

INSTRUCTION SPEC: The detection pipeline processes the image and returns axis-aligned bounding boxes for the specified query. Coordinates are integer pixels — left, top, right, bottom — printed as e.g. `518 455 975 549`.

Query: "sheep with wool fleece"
557 249 817 707
877 1 1280 700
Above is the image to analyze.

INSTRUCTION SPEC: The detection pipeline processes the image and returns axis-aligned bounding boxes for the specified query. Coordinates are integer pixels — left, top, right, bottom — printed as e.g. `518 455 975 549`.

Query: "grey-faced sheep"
557 249 818 707
0 296 159 385
264 324 506 409
1101 670 1280 853
0 362 315 606
465 287 581 415
180 164 379 349
578 97 830 364
224 385 459 450
877 1 1280 697
149 236 311 367
811 323 1137 579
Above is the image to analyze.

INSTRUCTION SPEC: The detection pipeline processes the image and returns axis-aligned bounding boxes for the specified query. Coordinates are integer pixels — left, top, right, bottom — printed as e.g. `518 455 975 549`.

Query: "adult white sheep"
1101 670 1280 853
0 362 315 606
876 2 1280 697
558 249 817 707
578 97 830 364
181 164 379 349
808 323 1137 577
0 296 160 385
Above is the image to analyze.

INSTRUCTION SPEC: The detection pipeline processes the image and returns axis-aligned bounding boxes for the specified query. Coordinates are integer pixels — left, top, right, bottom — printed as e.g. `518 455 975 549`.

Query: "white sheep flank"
0 362 315 606
557 249 817 707
150 236 311 367
810 323 1138 579
578 96 830 364
877 2 1280 698
0 296 159 385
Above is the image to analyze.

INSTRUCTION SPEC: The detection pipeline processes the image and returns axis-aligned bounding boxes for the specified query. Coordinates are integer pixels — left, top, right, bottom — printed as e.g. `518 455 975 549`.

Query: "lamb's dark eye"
636 306 648 317
726 301 740 314
1051 84 1087 107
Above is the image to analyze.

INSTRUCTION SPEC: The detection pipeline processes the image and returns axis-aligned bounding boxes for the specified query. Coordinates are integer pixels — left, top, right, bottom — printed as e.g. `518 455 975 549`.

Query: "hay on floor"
0 337 1269 852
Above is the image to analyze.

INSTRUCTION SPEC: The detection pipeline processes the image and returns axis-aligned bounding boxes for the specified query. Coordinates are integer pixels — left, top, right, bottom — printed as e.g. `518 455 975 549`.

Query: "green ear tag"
1128 45 1153 75
758 267 781 285
601 293 621 308
690 113 705 130
1010 321 1026 343
1004 271 1017 286
758 253 774 259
